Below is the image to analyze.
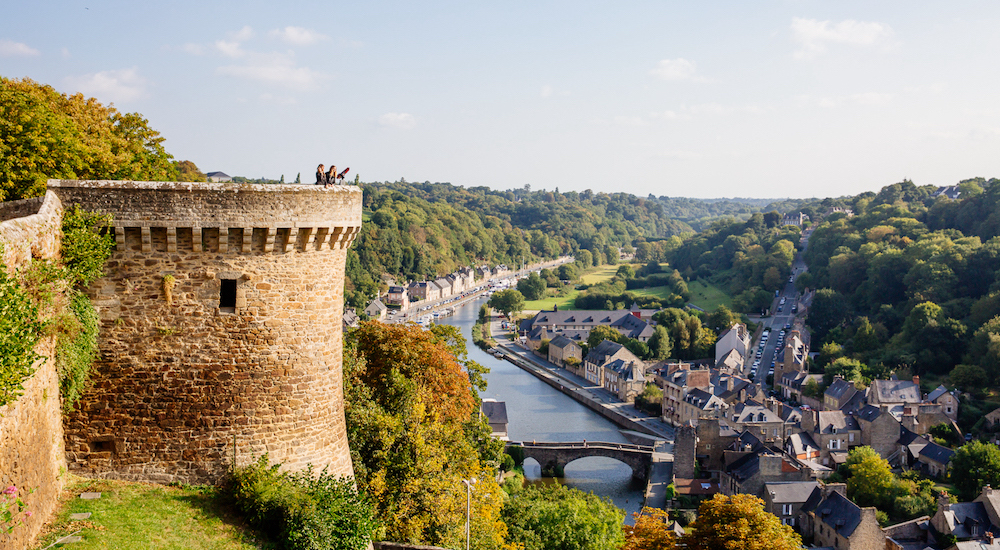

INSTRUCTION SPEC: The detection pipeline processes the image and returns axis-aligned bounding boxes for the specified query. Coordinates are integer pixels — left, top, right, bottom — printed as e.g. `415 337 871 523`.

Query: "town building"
582 340 642 387
364 297 388 320
799 484 885 550
715 323 751 366
763 481 820 528
547 335 583 372
385 285 409 309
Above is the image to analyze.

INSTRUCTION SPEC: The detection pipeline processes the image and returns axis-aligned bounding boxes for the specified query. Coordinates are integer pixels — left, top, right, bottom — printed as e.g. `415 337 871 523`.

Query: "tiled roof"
815 490 863 537
815 411 859 434
825 378 855 400
481 401 508 424
926 385 950 403
919 440 955 465
787 432 819 456
873 379 921 404
765 481 820 503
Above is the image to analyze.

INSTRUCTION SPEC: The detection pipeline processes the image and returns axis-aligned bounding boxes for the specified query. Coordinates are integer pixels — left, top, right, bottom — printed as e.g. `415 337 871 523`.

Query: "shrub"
56 291 100 411
0 256 44 407
60 205 114 287
226 455 377 550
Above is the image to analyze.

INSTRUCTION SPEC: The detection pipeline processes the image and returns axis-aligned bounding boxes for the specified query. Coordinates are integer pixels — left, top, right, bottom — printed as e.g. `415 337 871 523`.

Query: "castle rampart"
51 180 362 484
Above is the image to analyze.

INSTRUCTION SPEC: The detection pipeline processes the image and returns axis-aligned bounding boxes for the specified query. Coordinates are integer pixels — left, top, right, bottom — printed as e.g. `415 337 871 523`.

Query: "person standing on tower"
315 164 326 185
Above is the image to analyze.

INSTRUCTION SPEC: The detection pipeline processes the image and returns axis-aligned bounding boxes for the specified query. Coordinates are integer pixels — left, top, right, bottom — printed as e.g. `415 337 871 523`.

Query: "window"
849 432 855 443
829 439 841 450
947 406 953 414
220 279 237 312
782 504 792 515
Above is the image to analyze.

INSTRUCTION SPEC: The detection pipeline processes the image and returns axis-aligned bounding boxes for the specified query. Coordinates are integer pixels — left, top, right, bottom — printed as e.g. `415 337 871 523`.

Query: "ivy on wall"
0 253 44 407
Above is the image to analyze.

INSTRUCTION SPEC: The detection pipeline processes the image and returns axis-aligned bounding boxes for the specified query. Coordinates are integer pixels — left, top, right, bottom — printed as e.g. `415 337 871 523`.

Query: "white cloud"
215 40 245 58
229 26 254 41
791 17 894 59
217 53 327 90
0 39 40 57
63 67 147 102
649 58 706 82
269 26 328 45
379 112 417 130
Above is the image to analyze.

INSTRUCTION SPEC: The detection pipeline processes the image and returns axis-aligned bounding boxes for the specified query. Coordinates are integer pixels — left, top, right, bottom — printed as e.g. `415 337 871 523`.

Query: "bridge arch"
511 441 653 482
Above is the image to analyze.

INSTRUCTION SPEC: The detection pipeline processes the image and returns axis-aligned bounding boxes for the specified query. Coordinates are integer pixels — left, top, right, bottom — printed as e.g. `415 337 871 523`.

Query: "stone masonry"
51 180 362 484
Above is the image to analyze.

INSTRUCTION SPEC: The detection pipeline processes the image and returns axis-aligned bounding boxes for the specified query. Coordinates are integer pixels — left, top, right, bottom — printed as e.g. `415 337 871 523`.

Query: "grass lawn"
686 280 732 312
522 264 621 312
33 476 266 550
629 285 675 301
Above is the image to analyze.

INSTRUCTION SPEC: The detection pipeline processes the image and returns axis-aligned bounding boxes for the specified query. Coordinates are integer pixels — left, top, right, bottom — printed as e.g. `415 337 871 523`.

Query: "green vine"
0 251 44 407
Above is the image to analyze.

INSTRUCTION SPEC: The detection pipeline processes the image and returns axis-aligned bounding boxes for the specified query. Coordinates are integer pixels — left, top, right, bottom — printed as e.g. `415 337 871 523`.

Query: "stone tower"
52 180 362 483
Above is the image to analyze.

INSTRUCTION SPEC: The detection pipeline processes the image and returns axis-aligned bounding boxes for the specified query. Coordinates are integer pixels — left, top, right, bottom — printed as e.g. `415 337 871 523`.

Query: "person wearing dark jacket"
315 164 326 185
326 165 337 188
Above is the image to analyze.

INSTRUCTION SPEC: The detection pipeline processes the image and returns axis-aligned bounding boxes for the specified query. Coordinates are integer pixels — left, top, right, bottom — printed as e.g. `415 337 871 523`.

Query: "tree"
951 441 1000 501
622 507 676 550
517 272 546 301
648 325 672 360
808 289 849 342
0 77 176 201
488 289 525 319
681 493 801 550
845 446 894 509
502 483 625 550
174 160 206 182
588 325 624 350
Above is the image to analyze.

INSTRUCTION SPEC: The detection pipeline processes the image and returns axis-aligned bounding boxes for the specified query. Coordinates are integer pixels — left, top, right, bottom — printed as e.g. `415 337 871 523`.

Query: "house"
926 385 960 421
933 185 962 200
720 432 814 497
870 377 921 409
786 432 821 462
777 371 820 404
206 171 231 182
716 323 751 365
602 357 647 402
677 388 727 426
480 399 508 440
385 285 409 310
547 335 583 372
800 410 861 467
782 212 809 227
727 402 786 443
763 481 820 528
824 377 858 411
775 330 809 384
715 348 744 373
408 281 441 303
582 340 642 387
364 298 388 320
434 277 453 299
343 308 359 330
855 405 903 462
657 362 712 426
799 483 885 550
986 407 1000 431
522 309 656 343
931 486 1000 543
899 428 954 478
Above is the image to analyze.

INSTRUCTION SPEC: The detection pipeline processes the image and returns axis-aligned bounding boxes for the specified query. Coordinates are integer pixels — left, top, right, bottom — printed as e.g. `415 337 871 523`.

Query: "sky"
3 1 1000 199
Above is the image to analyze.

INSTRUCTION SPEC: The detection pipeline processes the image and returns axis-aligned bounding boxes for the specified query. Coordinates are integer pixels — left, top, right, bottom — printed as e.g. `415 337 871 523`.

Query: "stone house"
764 480 820 528
343 308 359 330
899 428 954 478
477 265 491 280
775 330 809 385
931 487 1000 543
824 377 859 411
385 285 409 309
206 171 231 182
799 483 885 550
715 323 751 365
364 298 387 320
721 434 813 498
986 407 1000 431
677 388 727 427
727 402 786 443
602 358 647 402
800 410 861 467
715 348 744 373
785 432 821 462
777 370 821 405
408 281 441 302
445 274 463 295
657 363 711 426
927 385 960 421
855 405 903 462
480 399 508 440
870 377 921 409
582 339 642 387
434 277 453 299
547 335 583 371
522 309 655 343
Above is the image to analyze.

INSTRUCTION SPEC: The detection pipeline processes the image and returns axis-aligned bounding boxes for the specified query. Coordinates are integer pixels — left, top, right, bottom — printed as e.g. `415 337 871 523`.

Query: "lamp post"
462 477 477 550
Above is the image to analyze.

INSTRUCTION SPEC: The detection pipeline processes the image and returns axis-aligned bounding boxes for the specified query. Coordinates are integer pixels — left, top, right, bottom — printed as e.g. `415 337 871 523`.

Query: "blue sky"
3 1 1000 198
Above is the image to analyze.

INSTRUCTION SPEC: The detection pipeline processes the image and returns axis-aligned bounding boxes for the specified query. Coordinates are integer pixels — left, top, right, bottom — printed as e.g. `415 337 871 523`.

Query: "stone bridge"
511 441 654 481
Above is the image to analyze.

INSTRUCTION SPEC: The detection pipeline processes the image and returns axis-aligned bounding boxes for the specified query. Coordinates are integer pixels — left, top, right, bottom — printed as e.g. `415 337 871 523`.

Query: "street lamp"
462 477 477 550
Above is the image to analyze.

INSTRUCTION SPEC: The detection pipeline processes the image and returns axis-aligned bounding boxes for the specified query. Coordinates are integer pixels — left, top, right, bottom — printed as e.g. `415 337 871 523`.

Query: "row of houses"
362 264 515 319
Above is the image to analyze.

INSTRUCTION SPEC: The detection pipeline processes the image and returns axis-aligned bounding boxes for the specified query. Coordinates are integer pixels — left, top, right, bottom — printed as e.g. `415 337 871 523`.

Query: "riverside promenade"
488 318 674 509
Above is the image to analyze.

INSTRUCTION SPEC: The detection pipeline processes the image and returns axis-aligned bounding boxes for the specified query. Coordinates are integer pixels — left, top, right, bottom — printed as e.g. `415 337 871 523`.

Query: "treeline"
800 179 1000 426
653 196 812 232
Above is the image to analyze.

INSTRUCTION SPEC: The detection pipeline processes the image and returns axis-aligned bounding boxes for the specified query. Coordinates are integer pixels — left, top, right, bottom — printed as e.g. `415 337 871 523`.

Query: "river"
438 296 644 521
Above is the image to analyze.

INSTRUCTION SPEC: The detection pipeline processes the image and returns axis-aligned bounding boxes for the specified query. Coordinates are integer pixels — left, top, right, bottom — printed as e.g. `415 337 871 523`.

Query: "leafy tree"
706 305 740 333
951 364 989 393
622 507 676 550
174 160 206 182
0 77 177 200
808 289 849 342
576 249 593 268
845 446 894 509
517 272 546 301
681 493 801 550
951 441 1000 501
648 325 672 360
588 325 624 350
488 289 525 319
502 483 625 550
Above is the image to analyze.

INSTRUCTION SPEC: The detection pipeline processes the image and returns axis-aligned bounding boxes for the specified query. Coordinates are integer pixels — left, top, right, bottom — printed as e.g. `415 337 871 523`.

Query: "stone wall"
52 180 362 483
0 191 67 550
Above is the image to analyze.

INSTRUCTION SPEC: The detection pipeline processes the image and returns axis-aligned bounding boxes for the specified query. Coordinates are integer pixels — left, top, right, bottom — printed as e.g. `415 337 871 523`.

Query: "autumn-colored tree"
681 493 801 550
345 322 508 549
622 507 676 550
352 321 473 422
175 160 207 182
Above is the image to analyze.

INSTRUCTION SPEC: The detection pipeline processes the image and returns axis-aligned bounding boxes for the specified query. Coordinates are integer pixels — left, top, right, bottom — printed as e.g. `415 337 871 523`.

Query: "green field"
628 285 675 301
686 280 732 311
521 264 620 312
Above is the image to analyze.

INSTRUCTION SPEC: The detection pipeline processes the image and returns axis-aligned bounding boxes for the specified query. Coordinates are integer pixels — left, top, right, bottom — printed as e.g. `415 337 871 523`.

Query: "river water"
438 297 644 521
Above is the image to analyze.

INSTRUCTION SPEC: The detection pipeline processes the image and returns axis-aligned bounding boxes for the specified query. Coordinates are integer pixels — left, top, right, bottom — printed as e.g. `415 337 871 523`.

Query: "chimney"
913 375 920 387
938 491 952 514
821 482 847 499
